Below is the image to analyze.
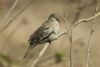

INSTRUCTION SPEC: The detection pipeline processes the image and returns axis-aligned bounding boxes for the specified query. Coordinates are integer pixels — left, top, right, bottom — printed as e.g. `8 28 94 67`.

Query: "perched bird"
23 13 63 59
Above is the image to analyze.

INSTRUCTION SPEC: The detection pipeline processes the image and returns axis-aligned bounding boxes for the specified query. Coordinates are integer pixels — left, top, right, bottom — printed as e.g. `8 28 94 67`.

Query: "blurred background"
0 0 100 67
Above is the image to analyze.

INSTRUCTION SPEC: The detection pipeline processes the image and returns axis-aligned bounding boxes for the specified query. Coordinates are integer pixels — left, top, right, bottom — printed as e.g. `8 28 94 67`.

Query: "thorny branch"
85 1 99 67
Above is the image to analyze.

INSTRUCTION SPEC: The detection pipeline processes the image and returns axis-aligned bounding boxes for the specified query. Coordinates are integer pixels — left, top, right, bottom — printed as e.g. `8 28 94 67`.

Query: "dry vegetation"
0 0 100 67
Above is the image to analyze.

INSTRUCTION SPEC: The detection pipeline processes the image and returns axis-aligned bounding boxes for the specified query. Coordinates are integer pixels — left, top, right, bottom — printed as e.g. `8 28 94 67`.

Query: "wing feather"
29 21 53 46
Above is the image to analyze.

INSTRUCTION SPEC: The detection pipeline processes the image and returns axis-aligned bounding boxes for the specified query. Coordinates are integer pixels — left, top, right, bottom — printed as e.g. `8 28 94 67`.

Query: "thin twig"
62 9 100 67
71 3 85 25
63 4 86 67
71 11 100 31
30 43 49 67
85 1 99 67
30 32 67 67
63 4 85 67
67 4 84 67
57 32 67 38
69 31 73 67
0 0 33 33
66 4 86 67
63 11 73 67
62 10 100 37
0 0 20 24
62 4 100 67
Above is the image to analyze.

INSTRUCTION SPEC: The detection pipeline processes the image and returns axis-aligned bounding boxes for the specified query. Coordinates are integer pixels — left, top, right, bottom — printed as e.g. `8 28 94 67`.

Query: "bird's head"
49 13 64 23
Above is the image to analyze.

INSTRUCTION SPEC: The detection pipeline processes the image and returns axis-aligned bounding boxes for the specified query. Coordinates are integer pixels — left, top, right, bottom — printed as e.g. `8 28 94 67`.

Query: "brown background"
0 0 100 67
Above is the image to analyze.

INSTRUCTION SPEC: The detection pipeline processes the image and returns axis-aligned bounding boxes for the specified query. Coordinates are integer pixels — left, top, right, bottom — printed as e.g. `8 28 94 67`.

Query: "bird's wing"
29 21 53 46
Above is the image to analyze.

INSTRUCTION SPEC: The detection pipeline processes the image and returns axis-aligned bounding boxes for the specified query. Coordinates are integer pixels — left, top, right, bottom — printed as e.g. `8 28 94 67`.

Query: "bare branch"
85 1 99 67
63 11 73 67
0 0 33 33
57 32 67 38
30 32 67 67
63 4 87 67
30 1 99 67
0 0 20 24
30 43 49 67
71 11 100 31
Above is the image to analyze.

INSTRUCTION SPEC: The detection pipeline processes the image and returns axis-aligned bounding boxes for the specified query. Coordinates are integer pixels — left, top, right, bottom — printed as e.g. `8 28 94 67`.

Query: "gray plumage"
23 13 62 59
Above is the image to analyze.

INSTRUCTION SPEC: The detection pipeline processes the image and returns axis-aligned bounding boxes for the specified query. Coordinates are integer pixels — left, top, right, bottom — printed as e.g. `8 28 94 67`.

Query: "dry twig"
65 3 86 67
0 0 20 33
0 0 20 24
62 8 100 67
85 1 99 67
30 31 67 67
30 43 49 67
63 11 73 67
0 0 33 33
71 11 100 31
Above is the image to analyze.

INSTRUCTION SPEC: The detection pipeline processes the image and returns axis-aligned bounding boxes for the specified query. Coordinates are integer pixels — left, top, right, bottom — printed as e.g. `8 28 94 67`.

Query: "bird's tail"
23 44 37 59
23 46 32 59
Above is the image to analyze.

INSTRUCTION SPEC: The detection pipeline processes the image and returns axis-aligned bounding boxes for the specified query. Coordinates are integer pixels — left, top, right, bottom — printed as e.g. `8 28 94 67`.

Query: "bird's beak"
56 17 64 23
56 18 61 22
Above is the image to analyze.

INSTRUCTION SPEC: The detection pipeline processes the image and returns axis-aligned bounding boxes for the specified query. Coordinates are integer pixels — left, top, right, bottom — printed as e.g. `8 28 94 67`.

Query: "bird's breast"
51 21 59 34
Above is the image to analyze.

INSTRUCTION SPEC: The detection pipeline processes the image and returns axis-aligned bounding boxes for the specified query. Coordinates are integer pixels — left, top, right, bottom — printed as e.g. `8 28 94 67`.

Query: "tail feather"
23 44 37 59
23 46 31 59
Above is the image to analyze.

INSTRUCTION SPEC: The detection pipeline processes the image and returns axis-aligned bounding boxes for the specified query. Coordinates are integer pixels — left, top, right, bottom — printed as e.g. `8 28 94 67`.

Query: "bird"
23 13 63 59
